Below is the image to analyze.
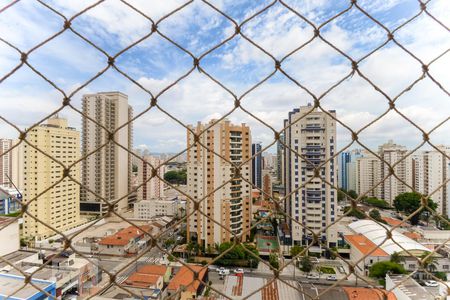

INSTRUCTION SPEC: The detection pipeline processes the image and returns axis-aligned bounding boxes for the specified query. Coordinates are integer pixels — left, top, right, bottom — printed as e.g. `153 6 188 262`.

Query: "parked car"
218 267 230 275
326 275 337 281
424 280 439 287
306 273 319 280
234 268 245 274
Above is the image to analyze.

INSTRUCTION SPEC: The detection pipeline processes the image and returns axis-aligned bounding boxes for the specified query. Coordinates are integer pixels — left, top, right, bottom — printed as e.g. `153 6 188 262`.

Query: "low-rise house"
167 265 208 300
97 225 153 256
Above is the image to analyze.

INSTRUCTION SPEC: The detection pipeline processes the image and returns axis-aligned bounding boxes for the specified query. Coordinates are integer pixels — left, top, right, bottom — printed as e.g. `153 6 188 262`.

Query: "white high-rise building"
80 92 133 215
378 140 413 204
413 146 449 215
186 120 252 248
0 139 13 187
283 104 338 247
355 150 382 198
137 155 165 201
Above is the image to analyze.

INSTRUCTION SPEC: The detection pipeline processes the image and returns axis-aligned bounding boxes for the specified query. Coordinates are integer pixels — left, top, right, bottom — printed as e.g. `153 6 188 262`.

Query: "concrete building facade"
186 120 252 248
283 105 338 247
252 143 262 189
134 198 179 219
355 151 382 198
80 92 133 215
0 139 13 187
137 155 165 201
20 117 81 239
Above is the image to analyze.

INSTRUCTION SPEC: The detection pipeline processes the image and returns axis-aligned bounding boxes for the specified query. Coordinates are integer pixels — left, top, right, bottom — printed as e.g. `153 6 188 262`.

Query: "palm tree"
390 252 405 264
421 252 438 276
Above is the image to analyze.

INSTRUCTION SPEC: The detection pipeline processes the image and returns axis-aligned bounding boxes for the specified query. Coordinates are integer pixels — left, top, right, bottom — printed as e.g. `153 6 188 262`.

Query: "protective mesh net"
0 0 449 299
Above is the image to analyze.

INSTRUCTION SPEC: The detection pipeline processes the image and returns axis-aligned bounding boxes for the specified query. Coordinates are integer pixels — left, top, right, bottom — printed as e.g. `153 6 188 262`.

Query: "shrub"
369 261 406 278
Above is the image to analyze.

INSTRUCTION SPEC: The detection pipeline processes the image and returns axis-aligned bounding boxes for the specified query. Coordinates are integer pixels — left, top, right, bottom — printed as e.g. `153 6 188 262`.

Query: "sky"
0 0 448 155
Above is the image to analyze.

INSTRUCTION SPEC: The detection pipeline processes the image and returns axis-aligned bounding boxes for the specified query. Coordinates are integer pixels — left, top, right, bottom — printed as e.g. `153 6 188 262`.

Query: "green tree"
132 164 138 172
290 245 304 258
347 190 358 199
393 192 437 225
369 261 406 278
164 169 187 185
269 253 280 269
369 209 386 224
364 197 390 209
300 256 313 273
344 206 366 219
390 252 404 264
420 252 438 273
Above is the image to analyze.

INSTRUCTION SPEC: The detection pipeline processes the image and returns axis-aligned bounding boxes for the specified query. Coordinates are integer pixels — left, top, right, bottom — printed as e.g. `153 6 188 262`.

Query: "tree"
390 252 404 264
347 190 358 199
369 261 406 278
420 252 438 273
393 192 437 225
364 197 390 209
369 209 386 224
164 169 187 185
290 245 304 258
132 164 138 172
269 253 280 269
300 256 313 273
344 206 366 219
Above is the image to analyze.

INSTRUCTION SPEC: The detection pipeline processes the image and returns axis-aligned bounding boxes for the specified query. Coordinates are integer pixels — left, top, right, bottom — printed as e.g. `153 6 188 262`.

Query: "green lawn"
318 266 336 274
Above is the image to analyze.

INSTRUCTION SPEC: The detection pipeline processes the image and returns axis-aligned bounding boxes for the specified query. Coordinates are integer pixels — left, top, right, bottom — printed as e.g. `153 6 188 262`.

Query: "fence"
0 0 449 299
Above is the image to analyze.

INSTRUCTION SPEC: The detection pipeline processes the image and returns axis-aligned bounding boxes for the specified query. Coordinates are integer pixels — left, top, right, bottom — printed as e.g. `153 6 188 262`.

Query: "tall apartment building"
251 143 262 189
20 117 81 239
262 169 272 201
276 133 285 184
80 92 133 215
137 155 165 201
412 146 449 215
284 104 338 247
186 120 252 248
338 152 350 190
378 140 413 204
355 151 382 198
0 139 13 187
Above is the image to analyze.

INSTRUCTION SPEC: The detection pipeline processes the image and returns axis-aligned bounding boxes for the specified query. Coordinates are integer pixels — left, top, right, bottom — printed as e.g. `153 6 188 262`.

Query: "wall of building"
0 218 19 256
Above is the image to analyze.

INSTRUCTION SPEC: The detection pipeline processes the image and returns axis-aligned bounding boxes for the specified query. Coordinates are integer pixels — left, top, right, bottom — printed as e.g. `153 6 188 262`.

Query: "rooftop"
0 273 55 299
344 234 389 257
124 273 161 288
136 265 168 276
167 265 207 293
342 287 397 300
348 220 430 256
98 224 152 246
382 217 410 227
387 275 435 300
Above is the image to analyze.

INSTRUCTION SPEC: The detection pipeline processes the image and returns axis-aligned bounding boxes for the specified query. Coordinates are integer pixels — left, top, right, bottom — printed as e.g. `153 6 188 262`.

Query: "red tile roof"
125 273 161 288
345 234 389 257
403 231 422 240
98 225 152 246
382 217 409 227
343 287 397 300
167 265 207 293
137 265 168 276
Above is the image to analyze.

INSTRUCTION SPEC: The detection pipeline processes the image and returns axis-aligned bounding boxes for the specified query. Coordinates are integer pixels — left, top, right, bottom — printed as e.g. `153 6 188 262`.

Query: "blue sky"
0 0 448 154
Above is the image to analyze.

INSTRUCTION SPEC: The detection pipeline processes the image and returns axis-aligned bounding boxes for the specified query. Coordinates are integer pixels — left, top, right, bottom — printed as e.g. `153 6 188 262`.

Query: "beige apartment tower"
137 155 166 201
283 105 338 247
355 151 382 198
186 120 252 248
21 117 81 240
81 92 133 215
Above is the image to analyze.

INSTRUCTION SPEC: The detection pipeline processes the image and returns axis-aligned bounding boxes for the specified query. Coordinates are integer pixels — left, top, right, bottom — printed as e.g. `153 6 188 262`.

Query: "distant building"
19 117 81 239
252 143 262 189
412 145 449 216
0 185 22 215
186 120 252 248
137 155 165 201
338 152 350 190
355 151 382 198
97 225 153 256
81 92 133 215
134 198 179 219
0 139 13 187
378 140 413 204
0 217 19 256
284 105 338 247
276 133 285 184
0 273 56 299
386 274 435 300
262 170 272 201
167 265 208 300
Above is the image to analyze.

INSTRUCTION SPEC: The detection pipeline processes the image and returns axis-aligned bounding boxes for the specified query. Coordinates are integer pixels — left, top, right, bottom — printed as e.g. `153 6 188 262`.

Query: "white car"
306 273 319 280
424 280 439 287
326 275 337 281
234 268 245 274
218 267 230 275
